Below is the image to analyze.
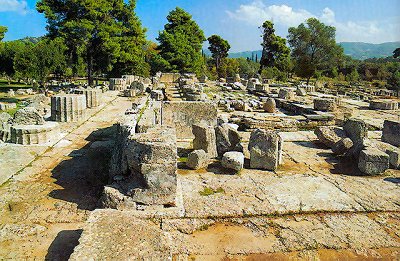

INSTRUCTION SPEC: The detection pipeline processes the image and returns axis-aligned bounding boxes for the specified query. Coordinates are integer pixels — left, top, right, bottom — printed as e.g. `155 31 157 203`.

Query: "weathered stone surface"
344 118 368 144
385 148 400 169
0 102 16 111
358 148 389 175
151 90 164 101
314 126 347 148
278 88 295 100
0 112 11 124
221 151 244 171
332 138 353 155
248 129 282 170
382 120 400 147
70 210 171 260
369 100 399 110
51 94 87 122
192 124 218 158
314 98 337 112
187 150 209 170
10 122 58 145
161 101 217 139
263 98 276 113
215 123 243 157
13 107 45 125
99 186 136 210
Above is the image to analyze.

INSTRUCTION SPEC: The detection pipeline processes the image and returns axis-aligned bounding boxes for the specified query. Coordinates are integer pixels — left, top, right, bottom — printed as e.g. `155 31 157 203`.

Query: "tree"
259 21 290 73
288 18 343 84
394 48 400 59
0 26 7 42
208 35 230 77
157 7 206 74
37 0 148 86
0 41 26 84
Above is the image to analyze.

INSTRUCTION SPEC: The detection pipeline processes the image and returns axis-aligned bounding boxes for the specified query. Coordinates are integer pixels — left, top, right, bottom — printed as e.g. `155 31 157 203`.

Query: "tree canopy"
36 0 148 85
0 26 7 42
259 21 290 73
208 35 231 77
288 18 343 84
156 7 206 74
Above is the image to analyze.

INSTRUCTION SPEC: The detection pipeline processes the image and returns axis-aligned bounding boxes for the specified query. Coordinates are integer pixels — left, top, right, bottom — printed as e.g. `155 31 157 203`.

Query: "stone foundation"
51 94 87 122
369 100 399 110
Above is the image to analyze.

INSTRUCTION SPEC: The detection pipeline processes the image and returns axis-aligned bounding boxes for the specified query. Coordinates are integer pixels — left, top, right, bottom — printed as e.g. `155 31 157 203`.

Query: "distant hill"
226 42 400 60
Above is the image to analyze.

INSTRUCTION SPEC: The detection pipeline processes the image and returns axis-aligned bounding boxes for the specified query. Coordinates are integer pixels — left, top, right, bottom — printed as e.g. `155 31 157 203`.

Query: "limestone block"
192 124 218 158
125 127 177 206
358 148 389 175
161 101 217 139
221 151 244 171
332 138 354 155
296 88 307 96
248 129 282 171
51 94 87 122
109 78 127 91
369 100 399 110
344 118 368 144
0 103 16 111
13 107 45 125
386 149 400 169
215 123 243 157
263 98 276 113
10 122 58 145
314 126 347 148
382 120 400 147
187 150 209 170
314 98 337 112
278 88 295 100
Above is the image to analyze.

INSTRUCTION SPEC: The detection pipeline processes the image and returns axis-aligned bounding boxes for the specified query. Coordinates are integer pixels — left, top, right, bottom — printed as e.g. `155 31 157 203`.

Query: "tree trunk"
306 77 311 86
87 51 94 87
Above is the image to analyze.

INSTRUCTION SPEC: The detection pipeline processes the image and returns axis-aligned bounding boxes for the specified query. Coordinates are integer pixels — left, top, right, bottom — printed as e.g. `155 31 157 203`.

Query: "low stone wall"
161 101 218 139
369 100 399 110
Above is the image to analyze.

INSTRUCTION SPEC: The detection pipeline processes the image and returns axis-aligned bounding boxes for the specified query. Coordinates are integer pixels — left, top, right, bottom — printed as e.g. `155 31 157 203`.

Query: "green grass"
0 79 33 89
178 157 188 163
199 187 225 196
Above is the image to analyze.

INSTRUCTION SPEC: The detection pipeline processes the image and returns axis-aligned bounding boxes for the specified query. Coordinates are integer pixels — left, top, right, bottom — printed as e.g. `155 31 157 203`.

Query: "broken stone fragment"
278 88 295 100
314 126 347 148
248 129 282 171
358 148 389 175
215 123 243 157
221 151 244 172
332 138 354 155
13 107 45 125
296 87 307 96
382 120 400 147
385 148 400 169
187 150 209 170
192 124 218 158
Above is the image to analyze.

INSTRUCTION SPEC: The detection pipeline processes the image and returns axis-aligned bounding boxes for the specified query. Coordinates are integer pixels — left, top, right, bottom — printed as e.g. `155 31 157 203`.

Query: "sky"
0 0 399 52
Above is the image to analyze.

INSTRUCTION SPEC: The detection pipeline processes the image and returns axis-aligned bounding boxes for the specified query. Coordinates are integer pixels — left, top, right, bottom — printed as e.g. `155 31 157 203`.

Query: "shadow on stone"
45 229 82 261
384 177 400 184
48 127 115 210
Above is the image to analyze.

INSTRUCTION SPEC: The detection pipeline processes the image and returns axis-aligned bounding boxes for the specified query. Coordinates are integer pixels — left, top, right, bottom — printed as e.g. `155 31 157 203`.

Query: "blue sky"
1 0 399 52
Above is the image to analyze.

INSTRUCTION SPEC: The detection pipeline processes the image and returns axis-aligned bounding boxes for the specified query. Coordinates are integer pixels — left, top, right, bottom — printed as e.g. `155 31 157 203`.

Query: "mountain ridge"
226 41 400 60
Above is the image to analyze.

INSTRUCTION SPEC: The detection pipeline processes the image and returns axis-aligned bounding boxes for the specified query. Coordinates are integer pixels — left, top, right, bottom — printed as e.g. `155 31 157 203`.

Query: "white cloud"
227 1 400 44
0 0 29 14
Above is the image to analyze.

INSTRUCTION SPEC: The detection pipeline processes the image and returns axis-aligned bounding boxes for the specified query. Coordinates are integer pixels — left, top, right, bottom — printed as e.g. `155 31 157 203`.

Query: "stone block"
215 123 243 157
192 124 218 158
358 148 389 175
0 102 16 111
332 138 353 155
369 100 398 110
314 98 337 112
109 78 127 91
187 150 209 170
161 101 217 139
344 118 368 144
248 129 282 171
314 126 347 148
382 120 400 147
13 107 45 125
221 151 244 171
278 88 295 100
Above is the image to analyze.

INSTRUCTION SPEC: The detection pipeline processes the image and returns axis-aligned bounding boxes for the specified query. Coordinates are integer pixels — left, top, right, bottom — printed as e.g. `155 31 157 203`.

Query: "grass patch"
199 187 225 196
178 157 188 163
